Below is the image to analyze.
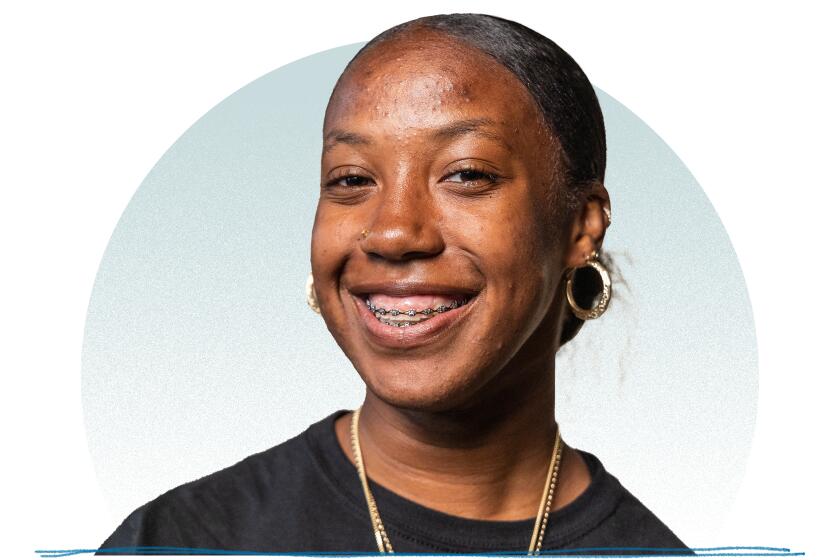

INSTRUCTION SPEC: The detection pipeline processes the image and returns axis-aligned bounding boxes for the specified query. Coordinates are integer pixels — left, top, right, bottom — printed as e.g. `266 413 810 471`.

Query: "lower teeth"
380 320 411 327
375 315 425 327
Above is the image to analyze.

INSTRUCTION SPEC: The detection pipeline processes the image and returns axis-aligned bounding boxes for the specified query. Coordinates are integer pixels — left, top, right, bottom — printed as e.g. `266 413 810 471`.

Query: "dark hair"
340 13 607 216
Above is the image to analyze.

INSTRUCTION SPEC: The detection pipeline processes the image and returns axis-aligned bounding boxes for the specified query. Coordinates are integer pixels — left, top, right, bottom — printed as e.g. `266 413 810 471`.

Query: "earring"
565 251 611 320
306 272 321 315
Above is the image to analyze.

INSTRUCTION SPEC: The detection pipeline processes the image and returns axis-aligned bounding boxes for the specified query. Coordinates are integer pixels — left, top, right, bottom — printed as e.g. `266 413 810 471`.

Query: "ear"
563 182 611 269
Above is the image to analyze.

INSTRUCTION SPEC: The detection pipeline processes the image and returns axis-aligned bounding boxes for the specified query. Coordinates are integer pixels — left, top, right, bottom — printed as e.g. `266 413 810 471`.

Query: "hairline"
329 24 578 229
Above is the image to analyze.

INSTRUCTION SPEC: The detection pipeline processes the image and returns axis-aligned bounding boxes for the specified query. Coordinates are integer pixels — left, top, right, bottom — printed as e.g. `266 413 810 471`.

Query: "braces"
365 297 467 318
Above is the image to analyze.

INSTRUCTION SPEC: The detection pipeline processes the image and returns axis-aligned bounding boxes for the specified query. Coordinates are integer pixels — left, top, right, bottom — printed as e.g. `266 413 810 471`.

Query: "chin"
357 355 496 413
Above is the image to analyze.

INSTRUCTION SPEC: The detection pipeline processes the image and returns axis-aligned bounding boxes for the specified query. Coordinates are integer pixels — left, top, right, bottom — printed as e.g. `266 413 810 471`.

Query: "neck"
334 355 591 521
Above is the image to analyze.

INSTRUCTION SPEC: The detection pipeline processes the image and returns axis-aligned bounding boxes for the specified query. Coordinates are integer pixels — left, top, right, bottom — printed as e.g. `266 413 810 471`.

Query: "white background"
1 1 837 558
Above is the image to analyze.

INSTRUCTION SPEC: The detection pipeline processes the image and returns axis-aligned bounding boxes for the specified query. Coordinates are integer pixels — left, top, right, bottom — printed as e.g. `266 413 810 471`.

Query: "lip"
347 281 481 350
349 279 479 298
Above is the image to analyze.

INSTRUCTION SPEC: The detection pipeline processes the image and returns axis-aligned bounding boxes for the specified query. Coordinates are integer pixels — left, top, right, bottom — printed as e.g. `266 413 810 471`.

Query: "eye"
323 173 374 188
443 166 500 187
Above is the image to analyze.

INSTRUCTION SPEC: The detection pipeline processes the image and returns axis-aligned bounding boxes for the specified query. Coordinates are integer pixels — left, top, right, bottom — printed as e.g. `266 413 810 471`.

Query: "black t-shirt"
98 410 691 555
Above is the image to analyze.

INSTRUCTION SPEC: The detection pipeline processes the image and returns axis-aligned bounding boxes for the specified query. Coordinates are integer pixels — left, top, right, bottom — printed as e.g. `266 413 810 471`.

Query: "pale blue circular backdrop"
81 43 757 546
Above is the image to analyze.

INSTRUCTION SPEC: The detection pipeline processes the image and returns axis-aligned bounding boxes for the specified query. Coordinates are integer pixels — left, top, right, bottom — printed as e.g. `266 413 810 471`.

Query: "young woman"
100 13 690 555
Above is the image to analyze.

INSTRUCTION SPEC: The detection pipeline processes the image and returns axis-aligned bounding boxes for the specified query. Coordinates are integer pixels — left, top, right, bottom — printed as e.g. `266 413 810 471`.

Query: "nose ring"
359 229 371 240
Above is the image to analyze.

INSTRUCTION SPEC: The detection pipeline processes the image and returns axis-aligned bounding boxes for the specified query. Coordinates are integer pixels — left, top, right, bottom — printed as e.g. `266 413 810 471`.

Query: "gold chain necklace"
350 408 564 555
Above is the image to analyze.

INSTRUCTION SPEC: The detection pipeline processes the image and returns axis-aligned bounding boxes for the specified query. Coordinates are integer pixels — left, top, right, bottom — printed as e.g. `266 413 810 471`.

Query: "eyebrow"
323 117 510 153
323 129 371 152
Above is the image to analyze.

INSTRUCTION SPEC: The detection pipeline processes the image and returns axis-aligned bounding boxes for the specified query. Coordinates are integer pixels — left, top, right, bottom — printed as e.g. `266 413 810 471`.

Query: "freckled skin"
310 29 609 520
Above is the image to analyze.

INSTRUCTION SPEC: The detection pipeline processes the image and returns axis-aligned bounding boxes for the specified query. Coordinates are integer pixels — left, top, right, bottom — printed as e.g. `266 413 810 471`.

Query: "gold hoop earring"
565 252 611 320
306 272 321 315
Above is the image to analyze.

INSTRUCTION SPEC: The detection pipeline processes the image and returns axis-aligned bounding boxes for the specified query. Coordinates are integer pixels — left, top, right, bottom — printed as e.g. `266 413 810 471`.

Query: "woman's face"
312 31 586 412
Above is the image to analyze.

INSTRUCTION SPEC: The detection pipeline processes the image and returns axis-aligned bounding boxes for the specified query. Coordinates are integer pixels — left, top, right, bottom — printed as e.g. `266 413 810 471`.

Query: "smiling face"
312 30 584 412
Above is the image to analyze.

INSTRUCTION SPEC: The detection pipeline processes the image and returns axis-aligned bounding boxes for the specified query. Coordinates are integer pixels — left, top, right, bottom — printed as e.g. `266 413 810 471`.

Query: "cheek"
449 198 552 334
311 205 359 278
310 207 361 344
450 194 548 280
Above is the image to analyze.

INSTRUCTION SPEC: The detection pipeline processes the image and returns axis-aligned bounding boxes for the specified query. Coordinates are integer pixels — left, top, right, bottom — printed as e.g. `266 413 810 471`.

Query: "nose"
359 174 445 262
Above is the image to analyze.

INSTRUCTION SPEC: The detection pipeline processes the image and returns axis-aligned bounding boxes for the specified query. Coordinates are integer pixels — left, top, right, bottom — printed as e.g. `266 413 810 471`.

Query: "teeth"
365 296 468 326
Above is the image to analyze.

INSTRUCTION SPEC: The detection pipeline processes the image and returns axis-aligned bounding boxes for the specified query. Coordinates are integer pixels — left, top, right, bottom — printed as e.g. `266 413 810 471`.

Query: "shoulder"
97 411 344 554
567 451 691 554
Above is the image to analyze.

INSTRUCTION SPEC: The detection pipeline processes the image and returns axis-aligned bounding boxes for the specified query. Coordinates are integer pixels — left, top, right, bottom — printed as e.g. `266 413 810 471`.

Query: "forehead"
324 30 547 143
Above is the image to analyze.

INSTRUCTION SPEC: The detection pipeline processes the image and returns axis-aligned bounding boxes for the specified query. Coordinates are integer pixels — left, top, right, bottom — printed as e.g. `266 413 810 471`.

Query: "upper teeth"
365 298 465 320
